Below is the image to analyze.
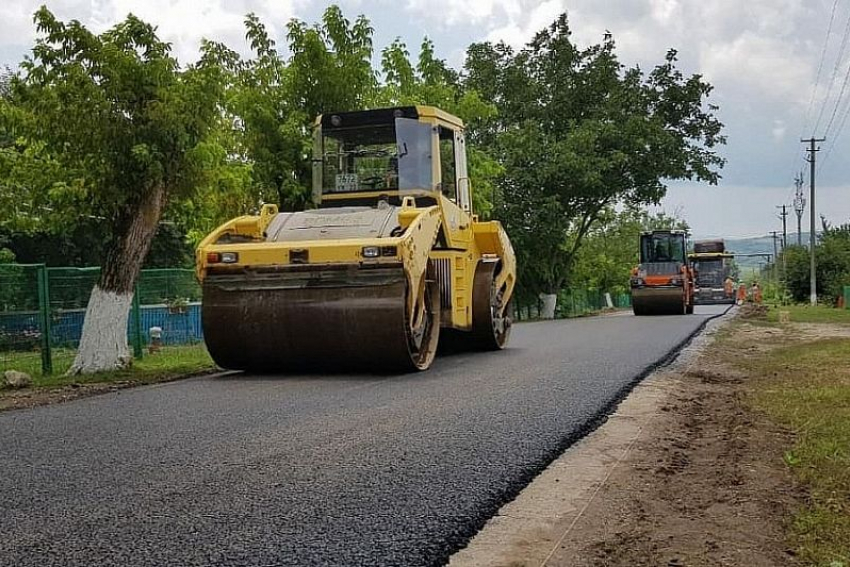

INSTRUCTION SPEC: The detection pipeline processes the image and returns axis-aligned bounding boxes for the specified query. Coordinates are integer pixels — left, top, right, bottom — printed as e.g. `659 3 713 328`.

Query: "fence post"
37 265 53 375
131 284 143 359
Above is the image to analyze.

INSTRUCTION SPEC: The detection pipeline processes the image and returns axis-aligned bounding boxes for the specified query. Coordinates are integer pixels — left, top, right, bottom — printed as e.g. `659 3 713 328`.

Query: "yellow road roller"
196 106 516 372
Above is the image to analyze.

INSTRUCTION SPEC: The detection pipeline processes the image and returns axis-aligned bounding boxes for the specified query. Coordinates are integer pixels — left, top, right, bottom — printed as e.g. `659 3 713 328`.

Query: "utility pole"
802 137 825 305
776 204 789 250
770 230 780 284
793 173 806 247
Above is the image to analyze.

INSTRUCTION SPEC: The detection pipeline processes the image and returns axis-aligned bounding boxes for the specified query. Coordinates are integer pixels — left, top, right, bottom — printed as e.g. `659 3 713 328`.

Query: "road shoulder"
449 308 803 567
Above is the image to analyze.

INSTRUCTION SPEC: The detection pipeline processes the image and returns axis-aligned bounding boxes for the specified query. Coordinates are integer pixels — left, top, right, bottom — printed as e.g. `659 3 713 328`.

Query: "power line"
824 54 850 137
814 10 850 134
803 0 841 137
820 82 850 167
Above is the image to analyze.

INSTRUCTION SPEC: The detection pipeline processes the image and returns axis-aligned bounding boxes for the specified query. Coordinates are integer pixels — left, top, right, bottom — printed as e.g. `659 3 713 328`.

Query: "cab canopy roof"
315 105 464 130
689 252 734 258
639 230 688 236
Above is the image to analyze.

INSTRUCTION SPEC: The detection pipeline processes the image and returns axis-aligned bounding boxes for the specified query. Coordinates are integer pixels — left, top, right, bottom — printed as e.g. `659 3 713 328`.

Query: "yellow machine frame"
196 106 516 367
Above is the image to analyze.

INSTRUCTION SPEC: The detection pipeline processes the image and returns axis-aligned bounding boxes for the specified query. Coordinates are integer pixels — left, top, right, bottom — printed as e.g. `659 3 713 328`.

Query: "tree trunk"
539 293 558 319
68 185 166 375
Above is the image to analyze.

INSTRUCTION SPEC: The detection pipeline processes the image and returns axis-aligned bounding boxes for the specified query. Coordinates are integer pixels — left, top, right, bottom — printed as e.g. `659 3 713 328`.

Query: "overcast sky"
2 0 849 238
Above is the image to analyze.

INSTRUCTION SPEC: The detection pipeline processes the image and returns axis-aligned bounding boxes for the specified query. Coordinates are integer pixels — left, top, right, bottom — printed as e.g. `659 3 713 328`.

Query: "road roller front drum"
631 287 687 316
202 265 441 373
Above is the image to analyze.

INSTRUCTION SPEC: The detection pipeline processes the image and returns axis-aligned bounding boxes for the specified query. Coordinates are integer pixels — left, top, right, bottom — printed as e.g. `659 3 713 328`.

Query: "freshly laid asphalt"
1 305 729 567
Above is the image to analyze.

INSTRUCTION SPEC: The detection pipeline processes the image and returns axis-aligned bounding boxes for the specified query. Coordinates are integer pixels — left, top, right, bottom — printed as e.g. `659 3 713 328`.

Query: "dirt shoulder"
451 307 848 567
0 368 219 412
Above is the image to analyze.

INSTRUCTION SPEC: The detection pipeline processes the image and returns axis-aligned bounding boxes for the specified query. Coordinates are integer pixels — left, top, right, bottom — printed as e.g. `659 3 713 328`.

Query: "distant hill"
692 234 812 272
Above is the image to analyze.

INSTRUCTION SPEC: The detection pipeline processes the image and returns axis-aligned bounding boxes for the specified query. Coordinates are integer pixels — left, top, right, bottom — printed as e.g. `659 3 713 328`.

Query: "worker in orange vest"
736 283 747 305
751 281 763 303
724 277 734 299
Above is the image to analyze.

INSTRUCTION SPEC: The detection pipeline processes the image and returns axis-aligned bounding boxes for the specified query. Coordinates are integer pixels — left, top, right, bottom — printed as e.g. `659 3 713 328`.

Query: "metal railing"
0 265 207 377
513 288 631 321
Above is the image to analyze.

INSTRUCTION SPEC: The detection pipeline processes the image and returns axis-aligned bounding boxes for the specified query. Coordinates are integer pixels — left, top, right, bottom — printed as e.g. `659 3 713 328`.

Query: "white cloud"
485 0 566 47
0 0 91 47
649 0 678 24
772 120 787 142
700 32 811 105
91 0 244 62
405 0 521 26
0 0 302 65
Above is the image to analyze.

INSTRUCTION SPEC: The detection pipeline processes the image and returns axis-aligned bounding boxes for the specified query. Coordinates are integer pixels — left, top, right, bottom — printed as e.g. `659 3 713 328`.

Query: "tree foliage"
0 8 229 372
464 15 725 295
783 224 850 303
5 8 226 288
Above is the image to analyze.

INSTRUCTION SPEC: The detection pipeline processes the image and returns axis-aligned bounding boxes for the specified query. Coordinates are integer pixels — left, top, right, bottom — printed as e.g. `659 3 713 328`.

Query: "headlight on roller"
362 246 380 258
206 252 239 264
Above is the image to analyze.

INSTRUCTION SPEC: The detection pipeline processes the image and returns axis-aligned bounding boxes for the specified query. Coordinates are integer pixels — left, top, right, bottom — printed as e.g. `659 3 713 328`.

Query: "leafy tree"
570 208 689 295
0 233 14 264
189 6 381 228
4 8 226 373
783 224 850 303
287 6 377 119
212 16 308 212
464 15 725 309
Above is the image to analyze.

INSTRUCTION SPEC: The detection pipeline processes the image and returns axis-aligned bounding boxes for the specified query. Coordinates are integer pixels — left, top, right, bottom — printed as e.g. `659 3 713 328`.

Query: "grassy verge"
732 314 850 565
766 303 850 325
1 343 216 392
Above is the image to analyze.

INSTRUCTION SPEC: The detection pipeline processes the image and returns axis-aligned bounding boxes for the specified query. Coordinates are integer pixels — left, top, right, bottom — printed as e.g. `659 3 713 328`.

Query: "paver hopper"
196 106 516 372
630 230 694 315
689 240 735 305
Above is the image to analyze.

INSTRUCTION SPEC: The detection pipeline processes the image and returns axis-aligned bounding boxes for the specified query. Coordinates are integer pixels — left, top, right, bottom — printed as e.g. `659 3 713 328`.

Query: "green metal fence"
513 289 631 321
0 265 209 378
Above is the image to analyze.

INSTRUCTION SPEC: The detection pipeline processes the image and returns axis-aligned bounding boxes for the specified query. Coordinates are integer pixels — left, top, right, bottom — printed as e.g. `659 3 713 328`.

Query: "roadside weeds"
0 346 217 411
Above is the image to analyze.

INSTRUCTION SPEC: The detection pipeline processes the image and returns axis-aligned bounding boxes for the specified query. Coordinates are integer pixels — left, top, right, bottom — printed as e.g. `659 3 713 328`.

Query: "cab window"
439 127 457 201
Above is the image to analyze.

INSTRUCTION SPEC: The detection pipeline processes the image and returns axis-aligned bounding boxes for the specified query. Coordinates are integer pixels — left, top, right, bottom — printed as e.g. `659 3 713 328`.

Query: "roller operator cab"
196 106 516 372
630 230 695 315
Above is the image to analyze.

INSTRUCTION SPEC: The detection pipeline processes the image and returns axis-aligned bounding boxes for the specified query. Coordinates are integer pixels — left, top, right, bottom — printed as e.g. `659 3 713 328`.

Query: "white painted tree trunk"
539 293 558 320
67 286 134 375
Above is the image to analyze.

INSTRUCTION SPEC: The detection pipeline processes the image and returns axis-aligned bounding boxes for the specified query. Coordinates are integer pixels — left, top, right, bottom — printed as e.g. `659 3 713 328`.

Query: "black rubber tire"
471 262 512 350
404 268 441 371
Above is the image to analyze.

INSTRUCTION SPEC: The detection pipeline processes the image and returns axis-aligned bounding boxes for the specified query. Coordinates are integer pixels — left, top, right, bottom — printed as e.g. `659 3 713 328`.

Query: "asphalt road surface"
1 305 729 567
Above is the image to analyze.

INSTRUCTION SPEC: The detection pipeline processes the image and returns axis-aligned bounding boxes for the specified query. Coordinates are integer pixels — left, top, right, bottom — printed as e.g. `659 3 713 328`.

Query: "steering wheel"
360 175 385 189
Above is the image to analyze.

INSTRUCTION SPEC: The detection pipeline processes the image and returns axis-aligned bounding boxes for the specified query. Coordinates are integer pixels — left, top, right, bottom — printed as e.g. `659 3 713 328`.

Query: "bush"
783 225 850 304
